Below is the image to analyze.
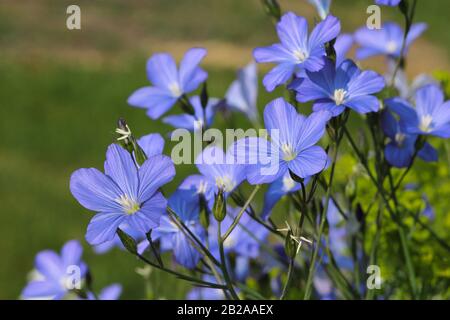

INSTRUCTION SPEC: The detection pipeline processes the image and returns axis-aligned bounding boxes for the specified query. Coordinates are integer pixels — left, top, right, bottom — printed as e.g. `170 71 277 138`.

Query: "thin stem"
222 185 261 242
303 131 343 299
279 259 294 300
218 222 240 300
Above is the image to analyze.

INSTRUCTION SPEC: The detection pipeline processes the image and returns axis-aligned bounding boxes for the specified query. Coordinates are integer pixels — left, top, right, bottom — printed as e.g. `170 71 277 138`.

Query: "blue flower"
22 240 87 300
253 12 341 91
381 110 438 168
150 190 205 269
70 144 175 245
178 174 216 208
209 207 269 259
195 145 247 196
385 60 438 100
137 133 166 158
375 0 401 6
355 22 426 60
225 62 259 121
334 34 353 66
127 48 208 119
163 95 219 132
292 59 385 116
308 0 331 20
261 172 304 220
234 98 331 184
385 84 450 138
87 284 122 300
422 194 435 221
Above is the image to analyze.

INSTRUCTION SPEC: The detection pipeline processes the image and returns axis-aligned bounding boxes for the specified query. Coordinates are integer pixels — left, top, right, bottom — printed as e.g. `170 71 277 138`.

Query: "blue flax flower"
150 190 205 269
355 22 426 60
194 145 246 196
381 110 437 168
163 95 219 132
375 0 401 6
128 48 208 119
22 240 87 300
385 84 450 138
234 98 331 184
293 59 385 116
253 12 341 91
70 144 175 245
225 62 259 121
261 172 305 220
209 207 269 260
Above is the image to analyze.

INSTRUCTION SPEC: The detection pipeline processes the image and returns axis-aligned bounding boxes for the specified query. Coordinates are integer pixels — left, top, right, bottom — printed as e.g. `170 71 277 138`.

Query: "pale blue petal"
137 133 165 158
86 213 126 245
70 168 123 213
288 146 328 178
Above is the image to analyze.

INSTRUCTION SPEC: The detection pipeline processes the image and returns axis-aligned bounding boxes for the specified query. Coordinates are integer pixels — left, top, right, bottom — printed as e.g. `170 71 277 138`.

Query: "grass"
0 0 449 299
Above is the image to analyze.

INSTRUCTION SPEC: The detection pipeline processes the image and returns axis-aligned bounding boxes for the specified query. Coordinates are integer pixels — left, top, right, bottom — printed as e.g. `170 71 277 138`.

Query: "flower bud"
284 230 297 259
199 195 210 229
213 189 226 222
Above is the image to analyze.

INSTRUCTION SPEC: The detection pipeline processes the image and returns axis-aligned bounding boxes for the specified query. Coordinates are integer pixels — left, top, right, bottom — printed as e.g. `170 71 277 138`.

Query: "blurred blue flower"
385 84 450 138
292 59 385 116
334 34 353 66
422 194 435 220
234 98 331 184
381 110 438 168
253 12 341 91
209 207 269 260
385 60 438 100
195 145 246 196
87 284 122 300
70 144 175 245
355 22 426 60
150 190 205 269
262 172 305 220
163 95 220 132
128 48 208 119
307 0 331 20
137 133 165 158
225 62 259 122
22 240 87 300
375 0 401 6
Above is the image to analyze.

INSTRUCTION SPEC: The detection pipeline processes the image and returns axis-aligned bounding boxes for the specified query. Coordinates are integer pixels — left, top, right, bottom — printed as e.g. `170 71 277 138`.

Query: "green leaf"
117 228 138 255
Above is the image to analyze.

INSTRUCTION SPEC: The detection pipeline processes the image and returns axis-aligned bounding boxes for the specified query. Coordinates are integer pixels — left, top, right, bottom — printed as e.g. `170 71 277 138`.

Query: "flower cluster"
23 0 450 300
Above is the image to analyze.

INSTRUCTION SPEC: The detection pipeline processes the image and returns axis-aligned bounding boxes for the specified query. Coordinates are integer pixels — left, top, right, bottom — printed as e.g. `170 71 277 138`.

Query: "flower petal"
262 63 296 92
276 12 309 52
70 168 123 213
138 155 175 201
137 133 165 158
296 110 331 151
308 15 341 51
127 86 177 119
60 240 83 268
179 48 208 93
129 192 167 233
104 144 139 199
35 251 64 281
146 53 178 90
288 146 328 178
86 213 126 245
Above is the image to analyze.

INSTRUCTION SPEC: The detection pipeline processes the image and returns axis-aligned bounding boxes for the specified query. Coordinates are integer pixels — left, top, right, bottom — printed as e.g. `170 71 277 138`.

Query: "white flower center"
419 114 433 133
293 50 308 62
395 132 406 147
116 194 140 215
333 89 347 105
386 41 398 54
168 82 182 97
215 175 235 193
281 143 297 162
282 175 296 192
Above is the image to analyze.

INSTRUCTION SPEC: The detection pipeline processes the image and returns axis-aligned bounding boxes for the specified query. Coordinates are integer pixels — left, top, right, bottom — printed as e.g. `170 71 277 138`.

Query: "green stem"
218 222 240 300
279 258 294 300
222 185 260 242
303 136 342 299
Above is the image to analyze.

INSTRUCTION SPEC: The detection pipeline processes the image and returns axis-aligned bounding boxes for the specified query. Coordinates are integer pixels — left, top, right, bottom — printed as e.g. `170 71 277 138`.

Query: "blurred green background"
0 0 449 299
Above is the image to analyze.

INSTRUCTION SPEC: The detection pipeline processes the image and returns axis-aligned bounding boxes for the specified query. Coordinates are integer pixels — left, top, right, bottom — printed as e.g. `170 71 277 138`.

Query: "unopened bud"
213 189 226 222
